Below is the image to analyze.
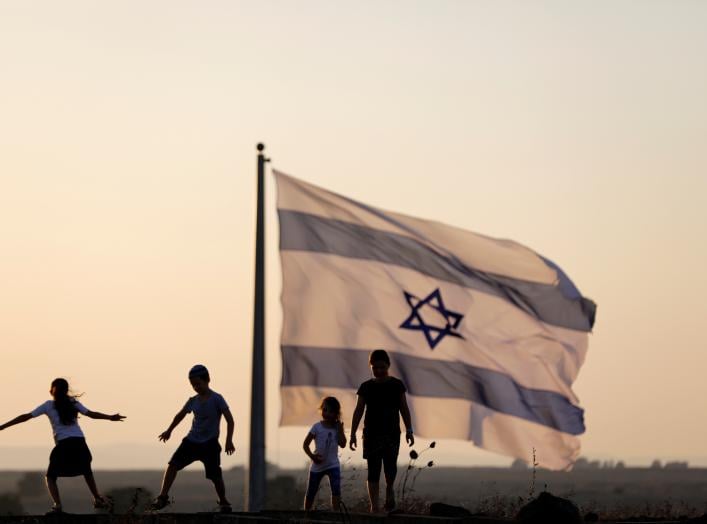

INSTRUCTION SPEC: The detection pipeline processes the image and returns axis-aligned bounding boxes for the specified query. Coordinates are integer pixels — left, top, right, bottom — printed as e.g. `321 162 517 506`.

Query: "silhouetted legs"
45 476 61 509
213 476 230 506
158 464 178 498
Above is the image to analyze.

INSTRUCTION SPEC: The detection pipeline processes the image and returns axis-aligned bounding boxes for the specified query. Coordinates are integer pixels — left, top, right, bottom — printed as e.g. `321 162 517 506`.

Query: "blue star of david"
399 288 465 350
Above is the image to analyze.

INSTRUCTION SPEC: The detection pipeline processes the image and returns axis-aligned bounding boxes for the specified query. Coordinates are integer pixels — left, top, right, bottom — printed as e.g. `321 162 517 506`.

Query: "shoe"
45 505 63 515
149 494 171 511
93 495 113 510
218 501 232 514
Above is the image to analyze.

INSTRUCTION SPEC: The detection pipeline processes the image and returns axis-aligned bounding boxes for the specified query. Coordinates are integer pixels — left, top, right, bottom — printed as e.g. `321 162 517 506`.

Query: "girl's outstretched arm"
85 411 126 422
0 413 33 431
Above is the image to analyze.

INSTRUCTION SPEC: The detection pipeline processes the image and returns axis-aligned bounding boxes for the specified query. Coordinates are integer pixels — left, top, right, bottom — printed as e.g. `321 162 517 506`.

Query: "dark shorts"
362 432 400 460
169 438 222 480
47 437 93 479
363 432 400 482
305 467 341 500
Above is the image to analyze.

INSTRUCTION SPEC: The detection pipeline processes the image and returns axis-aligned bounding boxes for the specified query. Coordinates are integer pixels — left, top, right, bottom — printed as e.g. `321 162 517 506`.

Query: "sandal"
149 494 171 511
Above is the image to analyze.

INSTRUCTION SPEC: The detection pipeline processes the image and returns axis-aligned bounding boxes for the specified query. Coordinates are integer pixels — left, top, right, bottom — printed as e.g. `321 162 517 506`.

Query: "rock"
515 491 582 524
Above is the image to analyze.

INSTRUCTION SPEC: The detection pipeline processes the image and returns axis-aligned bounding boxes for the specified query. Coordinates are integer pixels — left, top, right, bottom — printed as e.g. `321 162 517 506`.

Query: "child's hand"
312 453 323 464
158 430 171 442
225 440 235 455
109 413 126 422
349 433 357 451
405 429 415 446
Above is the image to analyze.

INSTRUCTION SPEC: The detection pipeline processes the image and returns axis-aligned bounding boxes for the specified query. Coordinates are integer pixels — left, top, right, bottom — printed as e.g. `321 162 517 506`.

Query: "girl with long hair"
0 378 126 513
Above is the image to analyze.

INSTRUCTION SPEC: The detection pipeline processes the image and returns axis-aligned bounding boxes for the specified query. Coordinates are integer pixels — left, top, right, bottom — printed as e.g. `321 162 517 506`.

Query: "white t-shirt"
308 421 341 472
31 400 89 442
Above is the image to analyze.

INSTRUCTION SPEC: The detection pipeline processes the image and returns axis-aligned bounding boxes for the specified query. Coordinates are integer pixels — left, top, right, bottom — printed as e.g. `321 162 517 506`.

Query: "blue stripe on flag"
281 345 585 435
279 210 595 332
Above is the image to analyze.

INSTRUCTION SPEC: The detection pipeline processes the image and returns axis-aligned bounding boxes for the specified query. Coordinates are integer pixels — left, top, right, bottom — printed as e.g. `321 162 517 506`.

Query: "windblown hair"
319 396 342 421
51 378 80 426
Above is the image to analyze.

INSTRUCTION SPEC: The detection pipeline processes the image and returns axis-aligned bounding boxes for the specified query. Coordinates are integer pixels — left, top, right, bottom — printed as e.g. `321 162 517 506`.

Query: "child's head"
369 349 391 379
50 378 69 399
50 378 78 425
319 396 342 422
188 364 210 394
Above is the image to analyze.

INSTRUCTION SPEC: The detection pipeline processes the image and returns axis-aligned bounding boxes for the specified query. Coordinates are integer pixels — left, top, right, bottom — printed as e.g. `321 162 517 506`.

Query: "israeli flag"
275 171 596 470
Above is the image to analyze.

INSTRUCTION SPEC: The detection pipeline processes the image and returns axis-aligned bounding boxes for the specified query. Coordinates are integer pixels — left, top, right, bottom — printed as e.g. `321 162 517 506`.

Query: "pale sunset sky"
1 1 706 470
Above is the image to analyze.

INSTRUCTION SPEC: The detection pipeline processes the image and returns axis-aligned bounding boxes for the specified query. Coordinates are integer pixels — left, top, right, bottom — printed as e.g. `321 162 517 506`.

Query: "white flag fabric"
275 170 596 470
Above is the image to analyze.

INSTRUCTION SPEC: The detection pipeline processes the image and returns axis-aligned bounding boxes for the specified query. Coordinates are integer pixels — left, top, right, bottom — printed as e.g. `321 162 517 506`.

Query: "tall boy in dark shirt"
350 349 414 513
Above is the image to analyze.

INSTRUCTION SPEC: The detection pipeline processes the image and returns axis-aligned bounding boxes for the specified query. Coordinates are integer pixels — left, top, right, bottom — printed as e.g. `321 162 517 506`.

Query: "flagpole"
248 142 268 511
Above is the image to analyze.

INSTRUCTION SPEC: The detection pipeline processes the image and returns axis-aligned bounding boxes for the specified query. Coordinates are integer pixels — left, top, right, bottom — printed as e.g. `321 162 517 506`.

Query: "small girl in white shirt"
302 397 347 511
0 378 125 513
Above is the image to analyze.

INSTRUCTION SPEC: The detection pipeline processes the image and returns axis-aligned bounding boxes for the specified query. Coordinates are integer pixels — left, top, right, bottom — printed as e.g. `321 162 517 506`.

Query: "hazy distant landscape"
1 462 706 519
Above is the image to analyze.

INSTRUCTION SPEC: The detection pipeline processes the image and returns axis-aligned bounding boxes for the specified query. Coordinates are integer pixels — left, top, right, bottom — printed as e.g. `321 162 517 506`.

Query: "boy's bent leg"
204 460 224 500
158 438 196 500
203 440 229 507
151 461 185 511
150 466 177 511
158 464 179 497
212 475 230 506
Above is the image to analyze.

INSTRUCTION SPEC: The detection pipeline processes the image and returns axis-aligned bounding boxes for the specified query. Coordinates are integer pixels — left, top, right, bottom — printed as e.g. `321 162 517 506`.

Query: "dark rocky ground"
1 466 706 522
0 510 705 524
